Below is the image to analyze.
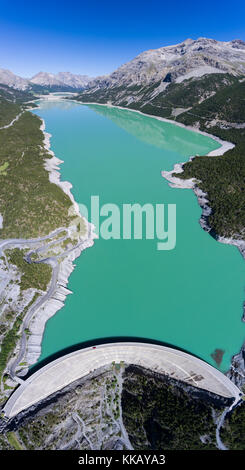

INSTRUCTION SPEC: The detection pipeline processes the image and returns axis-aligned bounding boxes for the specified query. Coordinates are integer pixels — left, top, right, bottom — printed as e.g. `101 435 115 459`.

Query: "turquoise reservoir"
33 101 245 372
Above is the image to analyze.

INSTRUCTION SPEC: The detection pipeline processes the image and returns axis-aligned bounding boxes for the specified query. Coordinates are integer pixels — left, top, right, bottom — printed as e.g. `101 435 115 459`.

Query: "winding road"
0 227 89 381
0 112 24 131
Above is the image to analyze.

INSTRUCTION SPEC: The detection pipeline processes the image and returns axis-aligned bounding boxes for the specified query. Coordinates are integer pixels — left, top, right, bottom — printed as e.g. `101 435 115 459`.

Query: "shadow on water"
26 336 204 379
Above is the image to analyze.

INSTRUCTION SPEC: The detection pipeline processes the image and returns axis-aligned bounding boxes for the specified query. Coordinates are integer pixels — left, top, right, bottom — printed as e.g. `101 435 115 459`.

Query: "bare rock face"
227 341 245 389
0 69 93 91
81 37 245 95
2 37 245 94
0 364 230 450
30 71 93 89
0 69 29 90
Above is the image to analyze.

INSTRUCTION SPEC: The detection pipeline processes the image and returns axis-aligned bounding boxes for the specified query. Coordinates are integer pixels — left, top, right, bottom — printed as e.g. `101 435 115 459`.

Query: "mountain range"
1 37 245 105
0 69 93 92
76 37 245 108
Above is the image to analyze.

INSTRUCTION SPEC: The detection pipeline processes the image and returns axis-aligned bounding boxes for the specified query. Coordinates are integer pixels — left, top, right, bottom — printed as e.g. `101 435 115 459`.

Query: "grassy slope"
128 74 238 118
0 294 39 383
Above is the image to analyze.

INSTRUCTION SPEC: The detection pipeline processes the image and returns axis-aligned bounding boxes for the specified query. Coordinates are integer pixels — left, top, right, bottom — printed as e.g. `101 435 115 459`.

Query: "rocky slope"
77 38 245 107
30 72 93 90
76 37 245 405
0 69 29 91
0 69 93 92
0 87 96 404
0 364 228 450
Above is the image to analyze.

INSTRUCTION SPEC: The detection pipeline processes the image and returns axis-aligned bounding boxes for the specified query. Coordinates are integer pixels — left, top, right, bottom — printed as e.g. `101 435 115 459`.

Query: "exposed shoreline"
67 100 245 257
161 148 245 262
23 112 97 366
4 342 241 419
72 100 244 254
66 98 235 155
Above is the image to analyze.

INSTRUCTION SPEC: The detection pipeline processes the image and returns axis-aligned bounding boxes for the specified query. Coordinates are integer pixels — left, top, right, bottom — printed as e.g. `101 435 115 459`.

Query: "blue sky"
0 0 245 77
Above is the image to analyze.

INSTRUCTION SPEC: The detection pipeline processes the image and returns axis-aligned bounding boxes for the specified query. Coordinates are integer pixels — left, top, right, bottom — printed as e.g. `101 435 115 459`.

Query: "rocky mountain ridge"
87 37 245 86
0 69 29 91
77 37 245 106
0 68 93 91
30 71 93 89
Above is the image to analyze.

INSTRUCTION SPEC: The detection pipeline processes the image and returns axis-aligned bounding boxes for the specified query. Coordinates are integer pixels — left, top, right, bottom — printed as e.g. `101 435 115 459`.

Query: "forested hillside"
176 80 245 238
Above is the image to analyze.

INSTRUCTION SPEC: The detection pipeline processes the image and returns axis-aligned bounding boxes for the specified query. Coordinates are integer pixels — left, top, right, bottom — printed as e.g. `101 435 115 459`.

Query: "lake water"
33 101 245 372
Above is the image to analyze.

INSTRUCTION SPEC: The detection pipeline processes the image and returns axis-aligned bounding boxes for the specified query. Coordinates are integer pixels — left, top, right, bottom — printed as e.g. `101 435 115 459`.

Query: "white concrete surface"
4 342 241 418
